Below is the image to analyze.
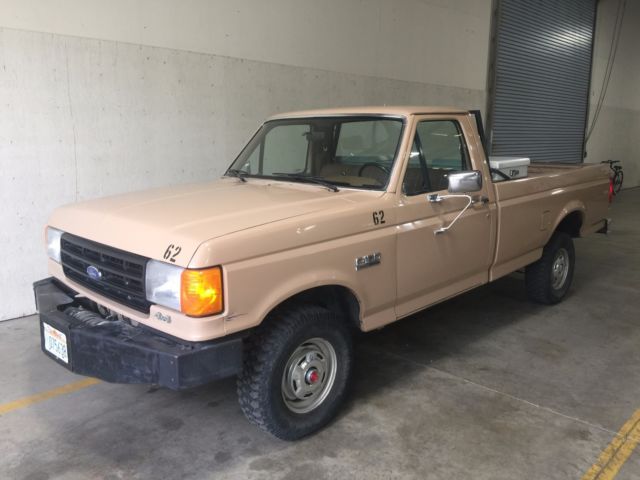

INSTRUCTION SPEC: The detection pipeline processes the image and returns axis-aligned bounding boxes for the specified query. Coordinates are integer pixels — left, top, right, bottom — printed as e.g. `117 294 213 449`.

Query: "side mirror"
447 170 482 193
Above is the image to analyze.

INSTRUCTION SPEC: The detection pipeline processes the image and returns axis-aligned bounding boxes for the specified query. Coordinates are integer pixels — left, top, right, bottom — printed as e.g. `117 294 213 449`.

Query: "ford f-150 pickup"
34 106 611 439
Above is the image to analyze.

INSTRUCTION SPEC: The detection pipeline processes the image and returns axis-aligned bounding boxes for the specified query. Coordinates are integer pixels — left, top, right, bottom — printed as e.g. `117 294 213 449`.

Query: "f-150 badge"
355 252 381 271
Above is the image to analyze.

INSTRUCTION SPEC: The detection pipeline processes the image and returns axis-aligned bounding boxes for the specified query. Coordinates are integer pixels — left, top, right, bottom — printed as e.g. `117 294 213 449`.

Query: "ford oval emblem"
86 265 102 280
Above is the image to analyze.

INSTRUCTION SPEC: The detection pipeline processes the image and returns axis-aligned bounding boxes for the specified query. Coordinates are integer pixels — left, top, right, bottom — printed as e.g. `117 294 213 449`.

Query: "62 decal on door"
372 210 386 226
163 244 182 263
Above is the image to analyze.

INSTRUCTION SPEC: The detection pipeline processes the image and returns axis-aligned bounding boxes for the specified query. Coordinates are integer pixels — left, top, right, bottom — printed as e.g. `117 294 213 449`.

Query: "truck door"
395 115 495 318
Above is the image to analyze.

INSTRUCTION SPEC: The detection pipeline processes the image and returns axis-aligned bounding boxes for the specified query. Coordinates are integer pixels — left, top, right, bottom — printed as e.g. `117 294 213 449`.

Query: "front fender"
255 273 362 328
220 232 397 336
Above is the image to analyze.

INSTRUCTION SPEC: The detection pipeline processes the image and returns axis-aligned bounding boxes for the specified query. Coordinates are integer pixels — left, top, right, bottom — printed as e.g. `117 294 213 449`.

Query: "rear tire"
525 232 575 304
237 305 353 440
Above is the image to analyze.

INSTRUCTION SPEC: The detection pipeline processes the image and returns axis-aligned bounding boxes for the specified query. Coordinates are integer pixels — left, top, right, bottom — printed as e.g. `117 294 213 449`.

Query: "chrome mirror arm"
427 194 474 235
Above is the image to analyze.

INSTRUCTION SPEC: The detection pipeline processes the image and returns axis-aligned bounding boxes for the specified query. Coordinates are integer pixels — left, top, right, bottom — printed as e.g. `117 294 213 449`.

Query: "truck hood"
49 178 382 267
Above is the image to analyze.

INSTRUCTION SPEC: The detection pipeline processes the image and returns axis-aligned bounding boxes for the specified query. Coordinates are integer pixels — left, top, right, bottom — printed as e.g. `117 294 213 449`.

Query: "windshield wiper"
226 169 250 182
271 173 340 192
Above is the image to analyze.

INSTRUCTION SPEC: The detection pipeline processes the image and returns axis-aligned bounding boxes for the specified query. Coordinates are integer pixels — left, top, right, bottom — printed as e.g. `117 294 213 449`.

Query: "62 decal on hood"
163 244 182 263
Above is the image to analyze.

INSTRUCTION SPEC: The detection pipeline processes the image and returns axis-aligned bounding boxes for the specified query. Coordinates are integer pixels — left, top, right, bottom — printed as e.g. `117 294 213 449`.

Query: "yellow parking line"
0 378 100 416
582 409 640 480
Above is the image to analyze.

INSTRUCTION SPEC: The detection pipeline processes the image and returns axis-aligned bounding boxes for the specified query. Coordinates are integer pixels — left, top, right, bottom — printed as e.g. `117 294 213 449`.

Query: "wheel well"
270 286 362 331
556 211 583 238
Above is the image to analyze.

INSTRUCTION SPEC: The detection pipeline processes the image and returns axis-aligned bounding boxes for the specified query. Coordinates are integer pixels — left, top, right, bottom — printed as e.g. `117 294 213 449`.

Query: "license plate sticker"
43 323 69 364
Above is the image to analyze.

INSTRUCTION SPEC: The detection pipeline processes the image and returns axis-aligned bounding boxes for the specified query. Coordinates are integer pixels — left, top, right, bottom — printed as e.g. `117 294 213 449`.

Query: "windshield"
227 116 404 190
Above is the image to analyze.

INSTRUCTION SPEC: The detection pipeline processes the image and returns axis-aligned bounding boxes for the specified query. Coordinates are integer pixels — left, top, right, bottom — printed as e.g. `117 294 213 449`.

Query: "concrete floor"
1 189 639 480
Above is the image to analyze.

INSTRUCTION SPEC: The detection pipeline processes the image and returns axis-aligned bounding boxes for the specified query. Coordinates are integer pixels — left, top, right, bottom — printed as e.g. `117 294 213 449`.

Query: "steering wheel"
358 163 390 176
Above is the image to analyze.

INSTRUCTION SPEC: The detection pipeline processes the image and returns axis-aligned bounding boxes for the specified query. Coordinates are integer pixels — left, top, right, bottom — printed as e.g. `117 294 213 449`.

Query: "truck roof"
268 106 470 120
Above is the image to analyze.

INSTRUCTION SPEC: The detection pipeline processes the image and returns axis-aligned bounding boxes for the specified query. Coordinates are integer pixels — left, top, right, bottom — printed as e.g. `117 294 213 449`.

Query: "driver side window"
403 120 470 195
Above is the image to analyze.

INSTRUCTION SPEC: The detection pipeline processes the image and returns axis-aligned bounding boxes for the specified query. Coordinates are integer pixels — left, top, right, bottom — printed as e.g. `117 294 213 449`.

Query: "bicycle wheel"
613 170 623 194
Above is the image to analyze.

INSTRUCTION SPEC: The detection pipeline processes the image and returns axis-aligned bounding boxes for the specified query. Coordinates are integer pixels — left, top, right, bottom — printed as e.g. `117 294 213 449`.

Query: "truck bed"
495 162 609 197
489 162 610 280
527 163 601 178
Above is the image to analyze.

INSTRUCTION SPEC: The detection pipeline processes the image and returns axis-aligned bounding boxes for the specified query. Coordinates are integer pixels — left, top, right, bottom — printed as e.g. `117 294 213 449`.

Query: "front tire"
525 232 575 304
237 305 353 440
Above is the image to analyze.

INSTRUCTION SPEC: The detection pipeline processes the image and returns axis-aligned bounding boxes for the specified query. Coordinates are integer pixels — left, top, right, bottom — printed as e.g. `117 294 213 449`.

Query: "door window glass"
403 120 470 195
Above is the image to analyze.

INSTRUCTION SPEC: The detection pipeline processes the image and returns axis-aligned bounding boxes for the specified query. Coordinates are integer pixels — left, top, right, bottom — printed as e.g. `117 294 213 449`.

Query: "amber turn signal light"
180 267 224 317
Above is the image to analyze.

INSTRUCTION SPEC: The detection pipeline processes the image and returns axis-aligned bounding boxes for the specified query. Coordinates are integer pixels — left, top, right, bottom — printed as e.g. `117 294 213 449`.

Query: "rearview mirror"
448 171 482 193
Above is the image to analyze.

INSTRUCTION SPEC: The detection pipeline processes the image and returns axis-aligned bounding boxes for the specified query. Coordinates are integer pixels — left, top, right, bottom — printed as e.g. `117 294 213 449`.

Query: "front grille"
60 233 151 313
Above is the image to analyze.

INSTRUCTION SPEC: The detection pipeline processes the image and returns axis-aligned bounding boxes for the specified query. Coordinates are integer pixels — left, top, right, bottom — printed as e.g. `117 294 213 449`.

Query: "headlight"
46 227 63 263
145 261 224 317
145 260 182 311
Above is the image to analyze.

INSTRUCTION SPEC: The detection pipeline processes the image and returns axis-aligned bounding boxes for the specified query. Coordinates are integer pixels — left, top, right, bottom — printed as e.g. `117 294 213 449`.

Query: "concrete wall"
1 0 637 322
0 0 492 320
585 0 640 188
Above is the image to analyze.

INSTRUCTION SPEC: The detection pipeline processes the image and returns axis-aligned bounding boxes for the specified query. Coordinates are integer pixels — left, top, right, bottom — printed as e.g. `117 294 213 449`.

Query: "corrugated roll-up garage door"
489 0 596 163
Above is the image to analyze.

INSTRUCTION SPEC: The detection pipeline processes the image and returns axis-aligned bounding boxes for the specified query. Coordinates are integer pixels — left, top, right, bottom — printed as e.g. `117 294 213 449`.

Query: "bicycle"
601 160 624 195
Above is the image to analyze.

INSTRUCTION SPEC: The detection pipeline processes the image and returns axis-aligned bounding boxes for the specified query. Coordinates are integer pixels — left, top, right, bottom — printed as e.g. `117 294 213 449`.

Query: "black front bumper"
34 277 243 390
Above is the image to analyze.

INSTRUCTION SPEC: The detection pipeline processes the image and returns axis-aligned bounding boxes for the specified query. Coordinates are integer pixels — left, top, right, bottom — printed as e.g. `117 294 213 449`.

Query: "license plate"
43 323 69 364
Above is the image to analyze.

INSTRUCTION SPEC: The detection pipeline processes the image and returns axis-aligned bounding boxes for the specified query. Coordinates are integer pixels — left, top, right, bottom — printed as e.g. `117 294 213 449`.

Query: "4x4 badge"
155 312 172 323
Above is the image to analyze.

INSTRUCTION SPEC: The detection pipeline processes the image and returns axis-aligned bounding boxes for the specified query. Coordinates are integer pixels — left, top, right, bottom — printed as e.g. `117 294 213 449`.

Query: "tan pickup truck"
34 106 611 439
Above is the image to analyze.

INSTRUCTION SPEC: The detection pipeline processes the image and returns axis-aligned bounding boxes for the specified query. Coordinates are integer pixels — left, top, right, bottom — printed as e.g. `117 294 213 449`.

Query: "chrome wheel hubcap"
551 248 570 290
281 338 337 414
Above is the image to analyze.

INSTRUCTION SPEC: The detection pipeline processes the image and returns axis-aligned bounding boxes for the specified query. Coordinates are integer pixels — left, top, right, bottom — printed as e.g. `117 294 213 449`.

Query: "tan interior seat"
428 168 449 191
403 167 424 194
403 167 451 194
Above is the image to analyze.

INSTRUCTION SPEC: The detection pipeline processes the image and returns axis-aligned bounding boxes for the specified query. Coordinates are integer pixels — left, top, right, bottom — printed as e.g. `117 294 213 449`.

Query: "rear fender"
550 201 585 240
